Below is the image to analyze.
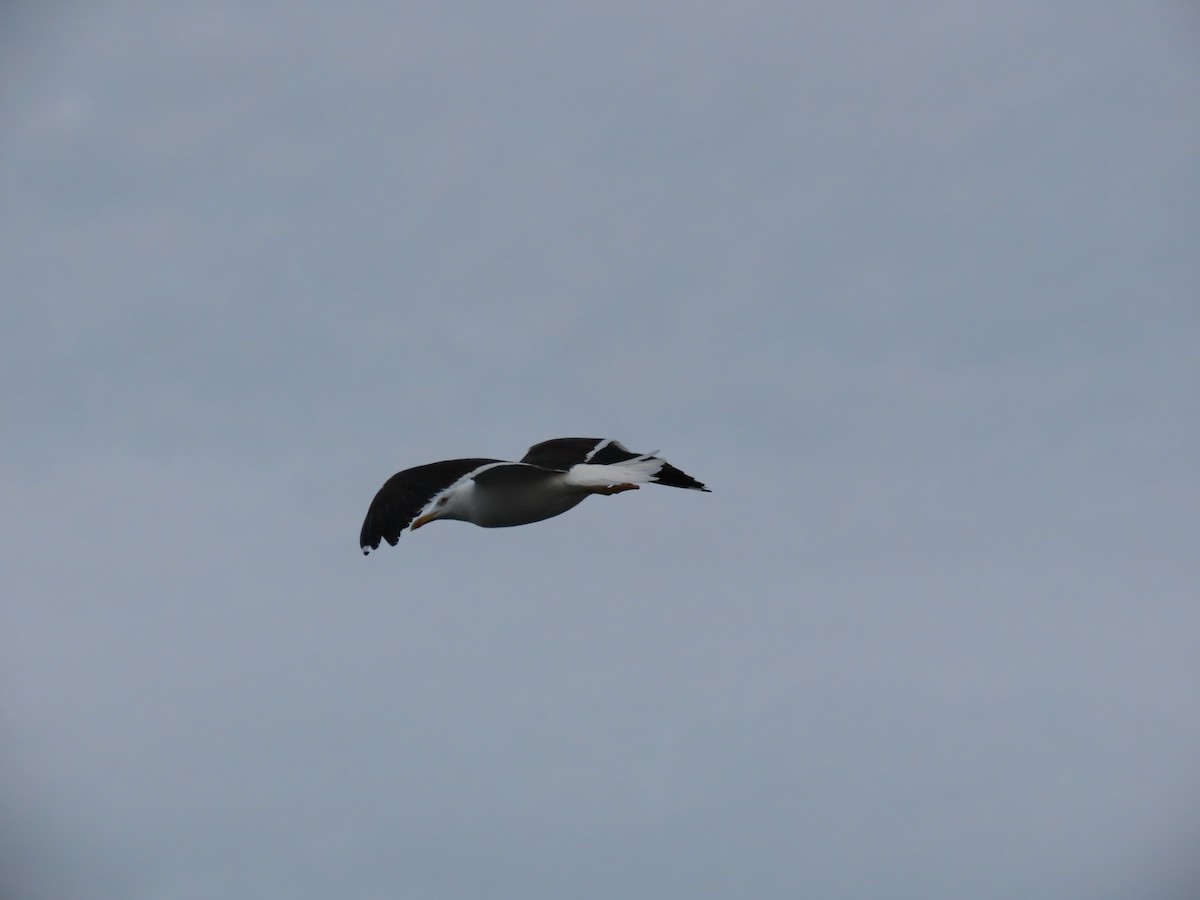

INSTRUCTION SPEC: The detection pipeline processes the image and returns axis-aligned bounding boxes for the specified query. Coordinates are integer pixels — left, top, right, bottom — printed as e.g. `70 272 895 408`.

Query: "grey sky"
3 2 1199 898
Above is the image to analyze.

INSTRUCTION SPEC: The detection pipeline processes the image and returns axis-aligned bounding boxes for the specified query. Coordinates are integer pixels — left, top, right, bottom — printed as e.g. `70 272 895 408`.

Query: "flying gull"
359 437 709 554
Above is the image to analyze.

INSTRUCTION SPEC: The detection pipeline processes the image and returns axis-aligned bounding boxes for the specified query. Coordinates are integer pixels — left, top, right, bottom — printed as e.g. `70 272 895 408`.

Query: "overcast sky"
2 2 1199 898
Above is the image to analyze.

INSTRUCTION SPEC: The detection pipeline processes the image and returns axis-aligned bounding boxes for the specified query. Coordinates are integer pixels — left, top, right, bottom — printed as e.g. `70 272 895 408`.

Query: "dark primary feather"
648 460 710 491
359 458 497 554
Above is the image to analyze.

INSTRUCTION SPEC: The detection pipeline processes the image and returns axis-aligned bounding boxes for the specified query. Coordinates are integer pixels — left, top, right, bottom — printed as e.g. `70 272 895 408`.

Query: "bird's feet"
593 483 640 496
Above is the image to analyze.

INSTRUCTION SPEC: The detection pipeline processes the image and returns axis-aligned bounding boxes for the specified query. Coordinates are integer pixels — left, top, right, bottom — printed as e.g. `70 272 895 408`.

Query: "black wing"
520 437 614 470
359 458 498 554
520 437 710 491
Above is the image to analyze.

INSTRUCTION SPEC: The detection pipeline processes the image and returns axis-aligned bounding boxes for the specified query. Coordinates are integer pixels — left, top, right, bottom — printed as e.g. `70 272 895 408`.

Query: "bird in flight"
359 437 709 554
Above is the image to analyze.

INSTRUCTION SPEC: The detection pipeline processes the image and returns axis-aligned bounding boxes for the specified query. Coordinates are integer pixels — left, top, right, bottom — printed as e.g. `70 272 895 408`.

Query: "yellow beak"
410 512 436 531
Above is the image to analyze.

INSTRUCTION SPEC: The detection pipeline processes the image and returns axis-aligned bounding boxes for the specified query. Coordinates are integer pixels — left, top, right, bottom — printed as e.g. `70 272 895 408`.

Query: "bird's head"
410 490 464 530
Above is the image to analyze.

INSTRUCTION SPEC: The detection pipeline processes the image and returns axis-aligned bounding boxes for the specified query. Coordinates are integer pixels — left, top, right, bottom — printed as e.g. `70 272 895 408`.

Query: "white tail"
563 455 663 488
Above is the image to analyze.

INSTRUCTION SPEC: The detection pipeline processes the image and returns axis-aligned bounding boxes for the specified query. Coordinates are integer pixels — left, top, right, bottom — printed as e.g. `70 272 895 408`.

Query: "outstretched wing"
359 458 498 554
520 437 614 469
520 438 710 491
